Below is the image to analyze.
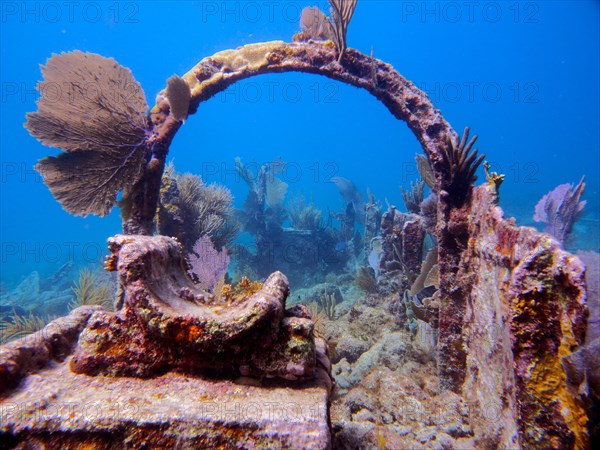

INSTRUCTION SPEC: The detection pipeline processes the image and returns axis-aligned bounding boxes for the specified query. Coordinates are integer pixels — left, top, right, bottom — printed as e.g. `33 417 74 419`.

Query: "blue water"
1 0 599 287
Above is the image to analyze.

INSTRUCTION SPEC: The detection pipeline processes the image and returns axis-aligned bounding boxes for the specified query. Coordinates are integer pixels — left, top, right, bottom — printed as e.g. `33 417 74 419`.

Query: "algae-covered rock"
70 234 319 381
443 184 590 449
0 235 333 449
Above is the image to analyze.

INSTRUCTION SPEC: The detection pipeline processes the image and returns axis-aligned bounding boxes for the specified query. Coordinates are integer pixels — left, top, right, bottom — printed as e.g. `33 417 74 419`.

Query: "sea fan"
188 235 230 291
300 7 335 41
25 51 149 217
298 0 358 62
533 177 586 245
328 0 359 62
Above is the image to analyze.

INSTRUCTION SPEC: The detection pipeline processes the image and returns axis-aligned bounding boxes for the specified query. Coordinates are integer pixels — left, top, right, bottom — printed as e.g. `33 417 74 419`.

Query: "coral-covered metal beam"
148 41 455 169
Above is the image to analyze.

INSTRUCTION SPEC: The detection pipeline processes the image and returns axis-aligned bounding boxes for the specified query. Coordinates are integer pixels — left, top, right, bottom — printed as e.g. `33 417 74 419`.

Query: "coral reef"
18 31 594 448
534 177 586 245
401 180 425 214
322 296 472 448
235 161 359 285
157 164 239 252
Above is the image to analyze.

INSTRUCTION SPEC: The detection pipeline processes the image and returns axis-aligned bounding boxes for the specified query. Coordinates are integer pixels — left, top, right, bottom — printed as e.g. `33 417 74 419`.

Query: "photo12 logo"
1 2 140 24
1 241 106 264
199 1 325 24
400 2 540 24
417 81 540 105
220 81 340 105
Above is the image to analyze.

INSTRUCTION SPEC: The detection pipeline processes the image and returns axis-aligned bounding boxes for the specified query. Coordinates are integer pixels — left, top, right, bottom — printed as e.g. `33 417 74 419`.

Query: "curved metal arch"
127 41 456 246
149 41 455 170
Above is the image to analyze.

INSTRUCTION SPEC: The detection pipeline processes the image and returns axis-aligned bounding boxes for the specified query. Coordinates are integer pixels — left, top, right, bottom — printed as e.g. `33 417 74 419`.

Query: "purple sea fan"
533 177 586 245
187 235 230 291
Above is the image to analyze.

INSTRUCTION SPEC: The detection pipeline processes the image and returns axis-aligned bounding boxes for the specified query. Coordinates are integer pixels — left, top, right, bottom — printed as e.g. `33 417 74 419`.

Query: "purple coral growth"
187 235 230 291
533 177 586 245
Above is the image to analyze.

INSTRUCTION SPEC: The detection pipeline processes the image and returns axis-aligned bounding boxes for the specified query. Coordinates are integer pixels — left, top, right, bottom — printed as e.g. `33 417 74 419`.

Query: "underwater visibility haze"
0 1 599 448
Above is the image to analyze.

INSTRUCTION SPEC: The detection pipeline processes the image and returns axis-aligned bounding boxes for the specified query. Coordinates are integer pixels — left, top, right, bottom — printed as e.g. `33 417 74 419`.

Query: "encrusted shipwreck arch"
150 41 454 158
137 41 590 448
20 41 589 448
131 41 455 235
141 42 473 403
